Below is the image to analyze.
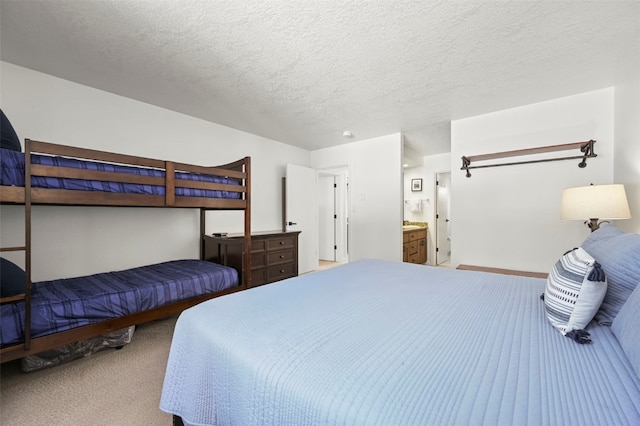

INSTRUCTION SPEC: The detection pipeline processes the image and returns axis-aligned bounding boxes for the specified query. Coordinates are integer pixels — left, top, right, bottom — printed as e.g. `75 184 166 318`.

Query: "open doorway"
435 172 451 266
318 167 349 269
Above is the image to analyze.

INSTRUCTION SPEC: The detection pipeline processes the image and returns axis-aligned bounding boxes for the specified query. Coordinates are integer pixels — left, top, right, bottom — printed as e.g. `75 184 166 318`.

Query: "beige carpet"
0 315 178 426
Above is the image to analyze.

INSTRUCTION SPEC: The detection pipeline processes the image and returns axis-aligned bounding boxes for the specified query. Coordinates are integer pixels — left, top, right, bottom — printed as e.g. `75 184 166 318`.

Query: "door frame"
318 172 337 261
318 165 350 264
434 171 452 266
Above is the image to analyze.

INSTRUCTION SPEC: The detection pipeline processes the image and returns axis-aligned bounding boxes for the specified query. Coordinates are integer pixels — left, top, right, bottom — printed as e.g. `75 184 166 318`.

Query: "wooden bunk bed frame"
0 139 251 363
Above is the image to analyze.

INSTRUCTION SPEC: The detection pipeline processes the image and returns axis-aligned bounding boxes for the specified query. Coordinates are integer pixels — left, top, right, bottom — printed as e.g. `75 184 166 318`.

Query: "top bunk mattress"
0 259 238 346
161 259 640 426
0 148 240 199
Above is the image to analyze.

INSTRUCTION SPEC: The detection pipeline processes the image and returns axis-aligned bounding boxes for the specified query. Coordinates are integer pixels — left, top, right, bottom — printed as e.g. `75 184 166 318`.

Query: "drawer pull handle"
280 255 285 258
280 269 285 273
279 241 285 245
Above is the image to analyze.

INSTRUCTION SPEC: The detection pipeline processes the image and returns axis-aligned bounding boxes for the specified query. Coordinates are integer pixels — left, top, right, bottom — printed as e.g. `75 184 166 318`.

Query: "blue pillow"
581 223 624 252
612 283 640 379
1 257 26 297
580 226 640 325
0 109 21 152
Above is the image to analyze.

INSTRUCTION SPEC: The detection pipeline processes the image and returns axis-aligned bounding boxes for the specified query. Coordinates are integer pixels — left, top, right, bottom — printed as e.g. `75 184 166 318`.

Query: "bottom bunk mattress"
0 259 238 346
161 259 640 426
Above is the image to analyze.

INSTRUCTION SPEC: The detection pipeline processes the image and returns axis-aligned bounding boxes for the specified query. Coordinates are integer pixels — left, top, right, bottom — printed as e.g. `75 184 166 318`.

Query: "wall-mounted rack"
461 140 596 178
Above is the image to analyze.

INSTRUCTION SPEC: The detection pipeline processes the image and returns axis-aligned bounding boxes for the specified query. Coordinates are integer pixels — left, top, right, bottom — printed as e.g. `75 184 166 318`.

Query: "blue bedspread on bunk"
161 259 640 426
0 260 238 345
0 148 240 198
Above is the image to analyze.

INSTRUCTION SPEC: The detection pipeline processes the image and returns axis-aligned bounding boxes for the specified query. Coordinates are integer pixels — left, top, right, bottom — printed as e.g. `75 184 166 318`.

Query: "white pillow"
543 247 607 344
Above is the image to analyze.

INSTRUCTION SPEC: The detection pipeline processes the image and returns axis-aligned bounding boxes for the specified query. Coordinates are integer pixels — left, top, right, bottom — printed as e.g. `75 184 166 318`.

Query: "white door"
318 174 336 261
286 164 319 274
436 172 452 265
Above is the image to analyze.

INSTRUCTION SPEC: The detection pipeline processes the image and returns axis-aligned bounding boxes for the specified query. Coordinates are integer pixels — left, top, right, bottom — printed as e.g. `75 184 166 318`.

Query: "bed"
0 147 242 200
161 225 640 425
0 138 251 364
0 259 238 346
0 140 248 208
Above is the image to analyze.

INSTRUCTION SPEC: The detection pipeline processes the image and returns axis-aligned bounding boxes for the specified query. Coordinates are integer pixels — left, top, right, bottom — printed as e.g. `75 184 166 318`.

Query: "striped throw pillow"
543 247 607 344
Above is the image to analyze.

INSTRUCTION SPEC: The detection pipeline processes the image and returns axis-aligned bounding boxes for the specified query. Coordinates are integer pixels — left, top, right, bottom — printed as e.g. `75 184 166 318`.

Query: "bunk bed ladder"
1 141 33 353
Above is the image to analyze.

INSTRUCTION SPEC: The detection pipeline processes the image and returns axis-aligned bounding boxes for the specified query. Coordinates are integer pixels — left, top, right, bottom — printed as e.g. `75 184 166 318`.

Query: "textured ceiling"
1 1 638 161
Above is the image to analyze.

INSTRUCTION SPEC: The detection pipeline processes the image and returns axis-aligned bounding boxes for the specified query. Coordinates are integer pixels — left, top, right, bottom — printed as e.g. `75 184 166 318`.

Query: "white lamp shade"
561 184 631 220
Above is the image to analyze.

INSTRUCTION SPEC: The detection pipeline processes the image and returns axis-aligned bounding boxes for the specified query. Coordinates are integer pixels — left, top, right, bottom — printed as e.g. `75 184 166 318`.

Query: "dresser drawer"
267 249 295 265
251 252 266 267
267 262 296 282
267 236 296 251
251 239 267 252
250 268 268 287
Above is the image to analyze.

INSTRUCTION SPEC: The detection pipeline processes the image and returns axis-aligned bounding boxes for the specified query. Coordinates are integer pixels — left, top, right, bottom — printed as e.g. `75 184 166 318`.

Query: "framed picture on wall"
411 178 422 192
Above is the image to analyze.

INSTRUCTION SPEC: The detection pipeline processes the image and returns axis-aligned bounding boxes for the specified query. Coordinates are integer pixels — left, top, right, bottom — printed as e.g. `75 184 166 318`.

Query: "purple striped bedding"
0 148 240 198
0 259 238 345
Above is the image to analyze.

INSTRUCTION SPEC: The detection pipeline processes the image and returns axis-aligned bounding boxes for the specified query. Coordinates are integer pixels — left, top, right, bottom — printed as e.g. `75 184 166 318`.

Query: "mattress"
0 259 238 345
160 259 640 426
0 148 240 198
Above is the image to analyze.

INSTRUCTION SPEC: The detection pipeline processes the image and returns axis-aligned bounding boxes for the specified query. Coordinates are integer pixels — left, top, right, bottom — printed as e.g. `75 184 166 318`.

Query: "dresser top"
205 230 301 240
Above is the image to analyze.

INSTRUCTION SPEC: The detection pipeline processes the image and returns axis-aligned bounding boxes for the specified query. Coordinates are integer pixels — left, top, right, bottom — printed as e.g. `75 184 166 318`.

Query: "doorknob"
287 221 297 226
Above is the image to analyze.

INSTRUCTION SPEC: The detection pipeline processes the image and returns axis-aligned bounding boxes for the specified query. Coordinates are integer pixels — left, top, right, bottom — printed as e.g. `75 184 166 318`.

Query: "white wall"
451 88 615 272
0 62 309 280
403 167 430 223
311 134 403 262
614 77 640 233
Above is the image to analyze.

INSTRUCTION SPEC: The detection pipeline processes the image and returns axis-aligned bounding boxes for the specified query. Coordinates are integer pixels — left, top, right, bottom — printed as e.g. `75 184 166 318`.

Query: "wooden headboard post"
243 157 252 289
24 139 33 350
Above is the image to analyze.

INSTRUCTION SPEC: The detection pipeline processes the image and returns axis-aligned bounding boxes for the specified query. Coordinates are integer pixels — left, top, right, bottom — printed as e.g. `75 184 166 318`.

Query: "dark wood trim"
24 140 33 349
281 177 286 233
172 162 246 180
0 246 26 252
30 164 166 185
28 139 165 168
165 161 175 206
0 294 26 304
456 264 548 279
0 186 24 203
244 157 252 288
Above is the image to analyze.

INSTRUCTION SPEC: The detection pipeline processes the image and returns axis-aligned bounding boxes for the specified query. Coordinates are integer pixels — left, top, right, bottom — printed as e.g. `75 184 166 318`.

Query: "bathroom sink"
402 225 421 230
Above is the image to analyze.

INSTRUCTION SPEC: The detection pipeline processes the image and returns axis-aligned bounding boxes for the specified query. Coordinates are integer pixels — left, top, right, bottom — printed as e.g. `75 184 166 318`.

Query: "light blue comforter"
161 259 640 425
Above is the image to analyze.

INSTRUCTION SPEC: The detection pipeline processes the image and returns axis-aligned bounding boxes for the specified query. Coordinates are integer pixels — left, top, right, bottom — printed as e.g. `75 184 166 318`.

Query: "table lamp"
561 184 631 232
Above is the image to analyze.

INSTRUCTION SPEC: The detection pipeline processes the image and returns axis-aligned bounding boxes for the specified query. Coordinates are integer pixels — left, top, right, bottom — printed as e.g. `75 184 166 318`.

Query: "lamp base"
586 218 600 232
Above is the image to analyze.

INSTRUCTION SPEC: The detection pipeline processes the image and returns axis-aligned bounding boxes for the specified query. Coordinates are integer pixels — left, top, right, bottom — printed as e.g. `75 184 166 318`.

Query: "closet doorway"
435 172 451 266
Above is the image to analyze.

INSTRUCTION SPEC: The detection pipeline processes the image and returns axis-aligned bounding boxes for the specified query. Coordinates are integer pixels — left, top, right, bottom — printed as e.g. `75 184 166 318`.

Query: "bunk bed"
0 139 251 364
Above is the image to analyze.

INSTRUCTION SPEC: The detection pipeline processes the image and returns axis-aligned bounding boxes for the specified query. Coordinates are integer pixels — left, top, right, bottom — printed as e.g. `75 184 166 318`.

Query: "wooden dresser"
203 231 301 288
403 227 427 264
